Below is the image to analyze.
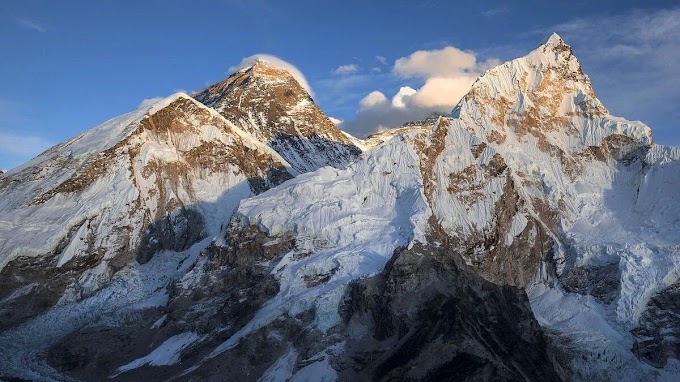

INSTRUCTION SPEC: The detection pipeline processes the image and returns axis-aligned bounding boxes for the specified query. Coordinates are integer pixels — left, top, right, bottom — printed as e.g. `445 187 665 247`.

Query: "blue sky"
1 0 678 170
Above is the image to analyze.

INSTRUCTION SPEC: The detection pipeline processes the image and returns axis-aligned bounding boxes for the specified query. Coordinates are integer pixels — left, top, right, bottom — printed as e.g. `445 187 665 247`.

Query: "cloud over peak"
359 91 388 110
228 54 314 96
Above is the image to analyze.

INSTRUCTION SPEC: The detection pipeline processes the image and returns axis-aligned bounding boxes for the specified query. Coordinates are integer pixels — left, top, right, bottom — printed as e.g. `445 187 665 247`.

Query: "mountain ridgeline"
1 34 679 381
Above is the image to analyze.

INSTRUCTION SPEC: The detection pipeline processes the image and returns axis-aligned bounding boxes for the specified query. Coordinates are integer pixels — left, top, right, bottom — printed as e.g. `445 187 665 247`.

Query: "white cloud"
138 97 164 109
371 67 382 73
228 54 314 96
15 17 47 33
340 45 499 138
391 87 417 108
408 76 476 109
334 64 360 75
328 117 343 125
376 55 387 65
359 91 388 110
393 46 478 78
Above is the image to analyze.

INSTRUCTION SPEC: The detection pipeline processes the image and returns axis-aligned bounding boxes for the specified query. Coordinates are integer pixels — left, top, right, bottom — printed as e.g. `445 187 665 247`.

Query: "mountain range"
1 33 679 381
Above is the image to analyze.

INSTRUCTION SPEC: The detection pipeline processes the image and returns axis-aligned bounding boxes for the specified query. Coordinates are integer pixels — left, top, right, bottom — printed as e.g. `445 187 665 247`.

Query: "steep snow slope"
445 34 680 379
0 93 293 339
140 124 558 381
232 134 432 331
0 92 291 269
193 60 361 173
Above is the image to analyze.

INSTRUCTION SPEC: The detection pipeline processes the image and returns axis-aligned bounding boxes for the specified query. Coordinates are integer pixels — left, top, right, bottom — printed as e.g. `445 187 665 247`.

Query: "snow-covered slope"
193 60 361 173
233 133 432 331
359 118 436 151
0 93 293 330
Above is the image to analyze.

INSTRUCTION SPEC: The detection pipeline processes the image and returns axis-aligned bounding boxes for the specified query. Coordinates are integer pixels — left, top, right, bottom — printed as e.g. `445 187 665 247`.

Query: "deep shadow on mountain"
339 241 563 381
268 132 362 172
0 175 276 379
42 207 294 381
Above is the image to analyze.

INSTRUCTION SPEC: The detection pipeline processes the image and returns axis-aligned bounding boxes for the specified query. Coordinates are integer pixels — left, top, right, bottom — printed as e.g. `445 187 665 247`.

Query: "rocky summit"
1 34 679 381
193 60 361 174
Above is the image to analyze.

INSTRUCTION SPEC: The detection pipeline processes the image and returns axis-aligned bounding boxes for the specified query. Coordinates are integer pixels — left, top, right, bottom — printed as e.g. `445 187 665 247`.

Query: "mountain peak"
542 32 567 48
192 59 361 173
450 33 653 153
144 92 194 115
525 32 578 68
455 33 599 120
247 59 293 78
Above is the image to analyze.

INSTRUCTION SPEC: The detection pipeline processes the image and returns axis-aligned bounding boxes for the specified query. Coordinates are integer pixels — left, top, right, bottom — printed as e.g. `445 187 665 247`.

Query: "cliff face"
193 60 361 174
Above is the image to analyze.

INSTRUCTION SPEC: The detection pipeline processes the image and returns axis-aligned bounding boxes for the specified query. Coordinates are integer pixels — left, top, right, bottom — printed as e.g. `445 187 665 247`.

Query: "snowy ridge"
0 92 292 271
232 132 431 331
444 34 679 379
0 91 297 379
452 33 652 155
116 332 202 372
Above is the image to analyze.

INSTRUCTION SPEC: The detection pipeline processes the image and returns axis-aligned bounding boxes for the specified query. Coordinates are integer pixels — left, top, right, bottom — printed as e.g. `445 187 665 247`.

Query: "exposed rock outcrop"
339 241 563 381
193 60 361 173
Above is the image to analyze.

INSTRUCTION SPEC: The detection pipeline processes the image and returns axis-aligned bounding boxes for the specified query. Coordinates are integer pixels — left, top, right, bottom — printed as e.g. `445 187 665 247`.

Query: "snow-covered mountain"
0 93 294 335
1 34 679 381
193 60 361 173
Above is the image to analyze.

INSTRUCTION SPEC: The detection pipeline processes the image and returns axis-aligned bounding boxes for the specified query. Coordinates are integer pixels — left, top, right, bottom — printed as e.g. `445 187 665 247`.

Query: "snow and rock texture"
0 93 293 361
193 60 361 174
2 34 680 381
359 116 438 151
156 33 677 381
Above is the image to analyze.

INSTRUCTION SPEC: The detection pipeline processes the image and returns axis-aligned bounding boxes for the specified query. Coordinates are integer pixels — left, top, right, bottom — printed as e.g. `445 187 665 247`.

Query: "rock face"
339 241 562 381
2 34 680 382
193 60 362 174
